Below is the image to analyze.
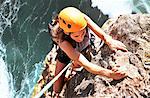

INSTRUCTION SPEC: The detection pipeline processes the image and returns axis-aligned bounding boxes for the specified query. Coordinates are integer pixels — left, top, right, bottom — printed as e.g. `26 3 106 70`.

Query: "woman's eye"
74 35 79 37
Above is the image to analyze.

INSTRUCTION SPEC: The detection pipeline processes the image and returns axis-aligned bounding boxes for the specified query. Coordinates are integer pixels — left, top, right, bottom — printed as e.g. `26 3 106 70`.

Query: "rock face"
65 14 150 98
32 14 150 98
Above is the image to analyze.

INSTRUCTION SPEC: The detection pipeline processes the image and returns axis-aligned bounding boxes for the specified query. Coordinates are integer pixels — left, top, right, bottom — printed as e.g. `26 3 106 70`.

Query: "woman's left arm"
83 14 127 52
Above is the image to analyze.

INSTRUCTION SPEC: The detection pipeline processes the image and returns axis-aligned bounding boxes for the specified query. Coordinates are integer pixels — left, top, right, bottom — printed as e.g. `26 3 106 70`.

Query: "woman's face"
69 28 86 42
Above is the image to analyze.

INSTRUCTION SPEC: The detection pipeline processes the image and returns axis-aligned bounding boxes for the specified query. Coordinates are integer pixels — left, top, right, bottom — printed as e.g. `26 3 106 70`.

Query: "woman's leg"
53 59 66 95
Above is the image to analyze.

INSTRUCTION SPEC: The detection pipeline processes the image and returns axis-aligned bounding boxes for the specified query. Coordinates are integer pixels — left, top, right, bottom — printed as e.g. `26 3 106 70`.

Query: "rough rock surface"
32 14 150 98
65 14 150 98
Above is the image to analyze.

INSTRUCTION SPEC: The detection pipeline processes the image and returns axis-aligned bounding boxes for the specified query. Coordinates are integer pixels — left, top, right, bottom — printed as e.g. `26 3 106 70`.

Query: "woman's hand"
108 65 127 80
109 71 127 80
109 69 127 80
107 38 128 52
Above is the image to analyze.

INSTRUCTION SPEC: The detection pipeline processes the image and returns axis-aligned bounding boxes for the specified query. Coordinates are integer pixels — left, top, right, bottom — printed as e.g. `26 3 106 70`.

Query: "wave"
91 0 150 18
0 45 13 98
0 0 20 97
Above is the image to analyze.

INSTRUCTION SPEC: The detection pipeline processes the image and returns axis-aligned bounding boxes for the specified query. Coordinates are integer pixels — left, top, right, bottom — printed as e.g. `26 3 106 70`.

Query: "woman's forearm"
77 53 111 77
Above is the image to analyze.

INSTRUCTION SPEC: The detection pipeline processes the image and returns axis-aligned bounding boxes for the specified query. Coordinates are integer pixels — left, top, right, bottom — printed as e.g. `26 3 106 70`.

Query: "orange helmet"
58 7 87 33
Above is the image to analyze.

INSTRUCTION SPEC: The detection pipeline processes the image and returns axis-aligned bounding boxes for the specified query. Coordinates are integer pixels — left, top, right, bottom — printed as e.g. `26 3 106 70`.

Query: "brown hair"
48 15 64 44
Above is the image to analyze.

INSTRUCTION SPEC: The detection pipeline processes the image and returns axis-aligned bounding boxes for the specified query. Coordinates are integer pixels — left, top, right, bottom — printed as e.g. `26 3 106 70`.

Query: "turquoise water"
0 0 149 98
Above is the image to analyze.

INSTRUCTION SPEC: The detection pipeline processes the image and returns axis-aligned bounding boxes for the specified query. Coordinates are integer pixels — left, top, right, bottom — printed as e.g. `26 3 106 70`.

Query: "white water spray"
0 47 11 98
91 0 133 18
91 0 150 18
0 0 20 98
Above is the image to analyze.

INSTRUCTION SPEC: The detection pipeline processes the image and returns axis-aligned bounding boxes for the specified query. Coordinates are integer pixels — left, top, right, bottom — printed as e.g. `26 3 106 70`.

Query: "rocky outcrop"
31 14 150 98
65 14 150 98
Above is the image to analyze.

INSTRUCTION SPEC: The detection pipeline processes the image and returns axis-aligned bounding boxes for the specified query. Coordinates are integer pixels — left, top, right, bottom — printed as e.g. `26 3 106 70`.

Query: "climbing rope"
34 62 72 98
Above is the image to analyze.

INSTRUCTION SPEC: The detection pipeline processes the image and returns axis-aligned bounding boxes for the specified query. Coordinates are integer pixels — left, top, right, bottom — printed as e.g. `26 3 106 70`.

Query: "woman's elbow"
69 51 80 62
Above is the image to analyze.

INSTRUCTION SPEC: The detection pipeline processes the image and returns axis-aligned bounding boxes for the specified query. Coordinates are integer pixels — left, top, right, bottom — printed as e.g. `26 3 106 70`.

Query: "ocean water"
0 0 149 98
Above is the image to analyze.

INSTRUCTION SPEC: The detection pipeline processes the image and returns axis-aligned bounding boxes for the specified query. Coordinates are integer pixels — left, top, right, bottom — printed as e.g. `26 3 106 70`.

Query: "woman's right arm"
59 41 126 80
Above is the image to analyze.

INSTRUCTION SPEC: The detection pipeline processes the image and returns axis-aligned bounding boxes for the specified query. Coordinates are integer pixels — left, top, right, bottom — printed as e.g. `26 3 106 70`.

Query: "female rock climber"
48 7 128 98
